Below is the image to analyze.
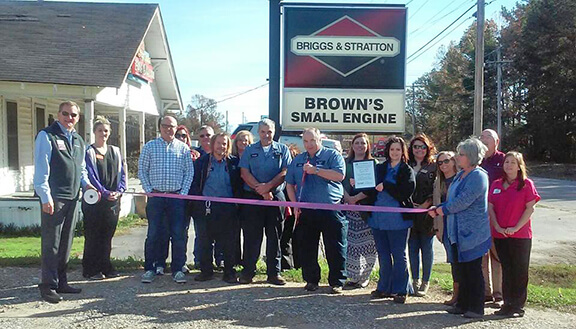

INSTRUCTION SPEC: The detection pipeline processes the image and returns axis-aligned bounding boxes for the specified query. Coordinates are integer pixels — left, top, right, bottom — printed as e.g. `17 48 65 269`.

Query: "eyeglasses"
438 159 452 165
413 144 427 150
199 134 212 138
60 111 78 118
175 133 187 139
161 124 176 129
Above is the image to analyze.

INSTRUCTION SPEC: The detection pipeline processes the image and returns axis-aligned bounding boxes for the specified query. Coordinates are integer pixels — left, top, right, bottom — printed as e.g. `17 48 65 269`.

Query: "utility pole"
412 83 417 135
268 0 281 126
473 0 485 136
486 47 513 140
225 110 229 133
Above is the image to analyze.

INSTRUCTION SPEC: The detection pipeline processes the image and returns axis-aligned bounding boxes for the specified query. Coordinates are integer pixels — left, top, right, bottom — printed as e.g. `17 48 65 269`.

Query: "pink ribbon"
126 192 428 214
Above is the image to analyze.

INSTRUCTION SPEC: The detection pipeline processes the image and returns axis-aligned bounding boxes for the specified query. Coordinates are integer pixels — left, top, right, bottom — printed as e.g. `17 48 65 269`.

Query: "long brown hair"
504 151 527 191
210 133 232 157
409 133 437 164
384 136 409 163
346 133 373 163
435 151 457 196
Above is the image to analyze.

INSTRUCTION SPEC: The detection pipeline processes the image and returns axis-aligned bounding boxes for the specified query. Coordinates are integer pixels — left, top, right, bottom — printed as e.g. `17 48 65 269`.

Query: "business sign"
282 5 406 132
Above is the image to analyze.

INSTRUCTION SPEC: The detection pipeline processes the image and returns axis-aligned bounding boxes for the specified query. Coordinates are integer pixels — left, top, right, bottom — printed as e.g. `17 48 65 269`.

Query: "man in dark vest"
33 100 94 303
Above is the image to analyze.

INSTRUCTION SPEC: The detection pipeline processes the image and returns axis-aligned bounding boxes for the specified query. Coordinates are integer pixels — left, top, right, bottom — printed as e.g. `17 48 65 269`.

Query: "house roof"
0 1 158 88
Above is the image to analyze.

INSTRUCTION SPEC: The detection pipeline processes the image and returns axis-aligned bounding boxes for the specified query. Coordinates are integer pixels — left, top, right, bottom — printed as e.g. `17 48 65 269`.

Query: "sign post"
281 4 407 133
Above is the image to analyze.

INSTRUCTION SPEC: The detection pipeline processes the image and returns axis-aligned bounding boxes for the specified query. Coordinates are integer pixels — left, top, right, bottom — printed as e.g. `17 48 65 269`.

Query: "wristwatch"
315 166 320 174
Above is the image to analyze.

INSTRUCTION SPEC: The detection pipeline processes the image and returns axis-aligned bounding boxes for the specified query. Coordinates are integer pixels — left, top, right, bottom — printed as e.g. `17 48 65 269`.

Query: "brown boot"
443 282 459 306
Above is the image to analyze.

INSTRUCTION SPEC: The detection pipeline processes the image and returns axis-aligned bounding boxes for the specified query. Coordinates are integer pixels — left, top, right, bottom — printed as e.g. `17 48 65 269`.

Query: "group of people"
34 101 540 320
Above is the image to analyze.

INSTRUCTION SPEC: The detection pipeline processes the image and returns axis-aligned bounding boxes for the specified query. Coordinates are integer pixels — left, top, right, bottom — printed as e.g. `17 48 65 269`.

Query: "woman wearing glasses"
488 151 540 318
82 116 127 280
432 151 459 305
428 138 491 319
407 133 437 297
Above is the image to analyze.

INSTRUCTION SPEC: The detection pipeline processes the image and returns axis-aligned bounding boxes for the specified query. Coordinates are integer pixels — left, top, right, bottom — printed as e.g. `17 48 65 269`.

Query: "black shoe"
194 272 214 282
462 311 484 319
393 295 407 304
494 306 513 316
304 282 319 291
223 275 238 284
40 288 62 304
370 290 392 299
88 273 105 280
330 286 343 294
510 308 525 318
267 275 287 286
238 275 253 284
56 285 82 294
104 271 120 278
446 306 465 314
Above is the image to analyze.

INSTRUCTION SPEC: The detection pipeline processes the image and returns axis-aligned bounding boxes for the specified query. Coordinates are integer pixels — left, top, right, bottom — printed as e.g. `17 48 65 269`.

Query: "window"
35 105 46 134
6 101 19 170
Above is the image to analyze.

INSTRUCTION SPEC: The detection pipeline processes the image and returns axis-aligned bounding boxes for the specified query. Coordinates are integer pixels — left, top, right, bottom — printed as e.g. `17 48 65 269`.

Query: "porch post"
119 105 127 159
84 99 94 144
138 111 145 151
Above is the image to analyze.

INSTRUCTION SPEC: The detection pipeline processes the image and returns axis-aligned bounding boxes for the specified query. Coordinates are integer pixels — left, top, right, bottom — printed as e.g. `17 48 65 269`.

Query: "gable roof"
0 1 158 88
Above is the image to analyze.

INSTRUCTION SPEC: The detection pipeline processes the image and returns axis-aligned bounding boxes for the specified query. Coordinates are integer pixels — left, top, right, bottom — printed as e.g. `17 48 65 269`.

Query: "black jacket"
366 161 416 221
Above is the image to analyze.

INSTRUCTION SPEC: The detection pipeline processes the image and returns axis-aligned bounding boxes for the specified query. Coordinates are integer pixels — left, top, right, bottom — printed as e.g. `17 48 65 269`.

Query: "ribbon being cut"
124 191 428 214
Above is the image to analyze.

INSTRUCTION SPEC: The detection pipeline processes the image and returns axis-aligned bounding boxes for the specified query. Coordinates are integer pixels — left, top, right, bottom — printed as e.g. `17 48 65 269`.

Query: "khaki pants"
482 241 502 299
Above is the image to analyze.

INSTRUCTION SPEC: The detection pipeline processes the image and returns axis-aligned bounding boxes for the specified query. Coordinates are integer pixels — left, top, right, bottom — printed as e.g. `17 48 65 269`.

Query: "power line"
407 2 476 61
214 82 269 105
410 0 461 36
409 0 431 20
407 16 472 64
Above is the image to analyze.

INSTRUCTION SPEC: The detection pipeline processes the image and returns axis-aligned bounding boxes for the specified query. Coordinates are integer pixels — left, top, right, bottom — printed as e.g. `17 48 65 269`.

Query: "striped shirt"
138 137 194 195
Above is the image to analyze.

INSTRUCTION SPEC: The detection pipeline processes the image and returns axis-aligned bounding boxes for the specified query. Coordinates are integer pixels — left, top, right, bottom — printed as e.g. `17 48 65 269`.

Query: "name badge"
96 154 105 160
421 169 428 173
296 163 304 167
56 140 66 151
493 188 501 194
251 153 259 158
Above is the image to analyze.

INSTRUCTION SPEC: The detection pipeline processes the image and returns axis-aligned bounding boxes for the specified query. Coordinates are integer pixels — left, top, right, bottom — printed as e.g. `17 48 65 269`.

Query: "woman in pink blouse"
488 151 540 318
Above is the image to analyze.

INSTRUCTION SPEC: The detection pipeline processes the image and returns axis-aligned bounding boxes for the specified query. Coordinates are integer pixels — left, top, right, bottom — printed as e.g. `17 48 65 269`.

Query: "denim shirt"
203 156 233 198
239 141 291 192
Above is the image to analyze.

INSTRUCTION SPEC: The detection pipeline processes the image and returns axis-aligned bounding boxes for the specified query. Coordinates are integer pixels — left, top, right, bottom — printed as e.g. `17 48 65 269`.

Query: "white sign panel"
282 88 405 132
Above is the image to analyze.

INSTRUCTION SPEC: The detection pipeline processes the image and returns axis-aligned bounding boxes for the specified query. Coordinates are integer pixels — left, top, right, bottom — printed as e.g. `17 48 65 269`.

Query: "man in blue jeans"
138 116 194 284
286 127 348 294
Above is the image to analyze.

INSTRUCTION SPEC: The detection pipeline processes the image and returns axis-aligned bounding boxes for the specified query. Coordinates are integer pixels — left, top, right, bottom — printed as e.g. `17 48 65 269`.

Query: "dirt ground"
1 267 575 329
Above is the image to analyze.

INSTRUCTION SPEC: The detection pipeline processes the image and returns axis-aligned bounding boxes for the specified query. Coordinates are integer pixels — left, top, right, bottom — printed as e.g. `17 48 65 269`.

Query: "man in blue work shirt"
189 133 243 283
238 119 291 285
286 127 348 294
34 101 95 303
138 116 195 284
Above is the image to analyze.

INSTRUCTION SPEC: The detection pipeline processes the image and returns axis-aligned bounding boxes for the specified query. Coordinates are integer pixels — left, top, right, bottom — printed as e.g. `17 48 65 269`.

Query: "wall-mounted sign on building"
130 42 155 83
282 4 407 133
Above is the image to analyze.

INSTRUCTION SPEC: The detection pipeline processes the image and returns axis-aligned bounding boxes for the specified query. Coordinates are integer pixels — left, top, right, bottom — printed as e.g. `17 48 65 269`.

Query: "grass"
527 161 576 181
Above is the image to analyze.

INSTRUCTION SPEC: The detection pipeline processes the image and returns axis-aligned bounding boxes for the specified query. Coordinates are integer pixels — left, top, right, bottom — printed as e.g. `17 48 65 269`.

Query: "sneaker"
462 311 484 319
494 306 513 317
56 285 82 294
510 308 525 318
267 275 287 286
330 286 343 294
156 267 165 276
411 280 420 294
89 273 105 280
141 270 155 283
304 282 319 291
415 281 429 297
40 288 62 304
173 271 186 284
182 265 190 273
393 294 407 304
194 272 214 282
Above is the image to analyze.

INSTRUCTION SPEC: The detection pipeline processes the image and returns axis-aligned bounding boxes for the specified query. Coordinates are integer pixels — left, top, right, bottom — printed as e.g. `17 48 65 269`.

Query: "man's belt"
151 189 181 194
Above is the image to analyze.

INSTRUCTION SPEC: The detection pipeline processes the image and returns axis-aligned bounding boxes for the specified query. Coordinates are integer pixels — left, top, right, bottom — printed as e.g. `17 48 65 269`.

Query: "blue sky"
59 0 521 131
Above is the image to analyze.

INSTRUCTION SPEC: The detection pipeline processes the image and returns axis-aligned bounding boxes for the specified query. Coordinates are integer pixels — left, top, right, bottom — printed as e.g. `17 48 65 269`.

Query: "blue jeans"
408 232 434 282
372 228 410 295
144 197 187 273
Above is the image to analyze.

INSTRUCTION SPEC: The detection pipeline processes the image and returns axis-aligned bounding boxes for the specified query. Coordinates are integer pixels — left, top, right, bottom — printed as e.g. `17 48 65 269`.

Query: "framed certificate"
352 160 376 190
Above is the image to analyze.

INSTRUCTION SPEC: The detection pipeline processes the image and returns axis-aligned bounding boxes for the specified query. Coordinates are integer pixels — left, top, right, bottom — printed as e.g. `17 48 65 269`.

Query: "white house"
0 1 183 226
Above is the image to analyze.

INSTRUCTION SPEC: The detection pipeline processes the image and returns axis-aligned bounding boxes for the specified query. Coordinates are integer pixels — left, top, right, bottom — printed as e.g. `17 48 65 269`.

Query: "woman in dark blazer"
366 136 415 304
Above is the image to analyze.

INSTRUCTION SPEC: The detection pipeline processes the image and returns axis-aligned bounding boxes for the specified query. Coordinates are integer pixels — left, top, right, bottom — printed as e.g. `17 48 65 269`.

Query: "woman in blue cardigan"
428 137 491 319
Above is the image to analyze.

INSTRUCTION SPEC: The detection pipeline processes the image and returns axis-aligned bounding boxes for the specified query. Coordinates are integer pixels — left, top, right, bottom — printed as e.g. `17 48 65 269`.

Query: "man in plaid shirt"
138 116 194 284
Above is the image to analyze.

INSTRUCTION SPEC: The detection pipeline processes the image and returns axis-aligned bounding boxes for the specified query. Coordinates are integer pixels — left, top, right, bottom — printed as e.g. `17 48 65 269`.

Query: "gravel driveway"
1 267 574 329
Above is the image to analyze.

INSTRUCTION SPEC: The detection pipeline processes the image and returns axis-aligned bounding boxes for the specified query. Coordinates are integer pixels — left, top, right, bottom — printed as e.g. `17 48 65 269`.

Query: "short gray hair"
302 127 321 142
258 119 275 131
457 137 487 167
